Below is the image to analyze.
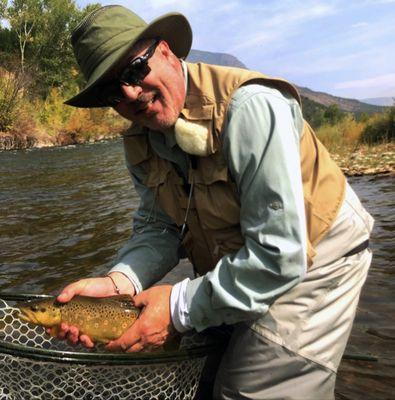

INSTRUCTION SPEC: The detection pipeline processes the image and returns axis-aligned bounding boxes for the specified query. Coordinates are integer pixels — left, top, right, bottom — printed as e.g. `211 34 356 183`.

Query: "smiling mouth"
135 93 159 115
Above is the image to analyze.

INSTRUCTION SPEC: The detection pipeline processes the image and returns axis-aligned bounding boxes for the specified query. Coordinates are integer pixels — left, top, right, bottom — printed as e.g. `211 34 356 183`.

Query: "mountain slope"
187 49 247 69
186 49 386 114
361 97 394 107
296 86 384 114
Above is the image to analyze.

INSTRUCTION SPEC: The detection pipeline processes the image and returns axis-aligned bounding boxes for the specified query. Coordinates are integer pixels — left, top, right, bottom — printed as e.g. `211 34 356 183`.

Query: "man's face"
112 40 186 132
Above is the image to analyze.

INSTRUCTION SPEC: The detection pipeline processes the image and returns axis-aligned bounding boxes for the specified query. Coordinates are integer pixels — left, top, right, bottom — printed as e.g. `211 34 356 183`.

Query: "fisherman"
57 5 374 399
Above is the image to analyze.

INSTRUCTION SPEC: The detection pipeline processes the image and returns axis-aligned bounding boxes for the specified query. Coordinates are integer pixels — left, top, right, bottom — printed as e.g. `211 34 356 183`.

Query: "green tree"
361 106 395 144
7 0 43 72
356 112 369 123
0 0 7 19
79 3 101 20
300 96 328 129
31 0 80 94
324 104 345 125
2 1 104 102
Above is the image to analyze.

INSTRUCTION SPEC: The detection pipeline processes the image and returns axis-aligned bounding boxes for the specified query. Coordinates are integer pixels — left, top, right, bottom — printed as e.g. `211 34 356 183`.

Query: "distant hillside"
296 86 385 114
187 49 247 69
187 49 386 115
361 97 394 107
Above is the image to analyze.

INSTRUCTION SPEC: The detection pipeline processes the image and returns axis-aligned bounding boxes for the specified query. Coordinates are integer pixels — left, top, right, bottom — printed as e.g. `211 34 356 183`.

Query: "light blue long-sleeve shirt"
110 83 307 331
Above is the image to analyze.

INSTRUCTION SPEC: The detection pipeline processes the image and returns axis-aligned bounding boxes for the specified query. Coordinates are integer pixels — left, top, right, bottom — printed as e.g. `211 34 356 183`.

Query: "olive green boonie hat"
65 5 192 108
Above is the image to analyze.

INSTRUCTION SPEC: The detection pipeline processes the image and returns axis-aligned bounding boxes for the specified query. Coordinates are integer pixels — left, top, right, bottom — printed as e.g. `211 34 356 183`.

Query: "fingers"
125 335 165 353
126 342 145 353
57 281 84 303
106 328 140 352
69 326 81 345
56 323 79 344
106 327 166 353
131 291 147 308
80 334 95 348
46 323 95 348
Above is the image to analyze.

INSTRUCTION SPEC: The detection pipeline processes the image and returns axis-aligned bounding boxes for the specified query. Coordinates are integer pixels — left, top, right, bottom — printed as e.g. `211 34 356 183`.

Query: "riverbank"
0 129 124 151
1 131 394 177
0 101 129 151
331 142 394 176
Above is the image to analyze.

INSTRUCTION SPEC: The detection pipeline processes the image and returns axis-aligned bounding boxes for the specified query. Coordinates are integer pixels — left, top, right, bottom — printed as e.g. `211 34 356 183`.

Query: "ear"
158 40 174 60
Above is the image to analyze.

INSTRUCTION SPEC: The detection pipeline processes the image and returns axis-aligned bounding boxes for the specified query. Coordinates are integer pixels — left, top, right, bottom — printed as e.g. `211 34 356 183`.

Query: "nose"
120 82 142 102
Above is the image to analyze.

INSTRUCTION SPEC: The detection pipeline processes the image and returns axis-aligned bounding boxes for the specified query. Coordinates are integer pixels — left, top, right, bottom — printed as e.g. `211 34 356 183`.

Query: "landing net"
0 295 218 400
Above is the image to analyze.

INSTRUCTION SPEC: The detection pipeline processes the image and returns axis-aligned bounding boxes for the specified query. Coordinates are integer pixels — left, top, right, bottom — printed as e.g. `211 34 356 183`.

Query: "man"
58 5 374 399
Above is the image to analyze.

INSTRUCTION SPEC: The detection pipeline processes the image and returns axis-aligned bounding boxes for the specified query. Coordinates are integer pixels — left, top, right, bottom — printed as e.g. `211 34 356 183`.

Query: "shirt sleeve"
185 84 308 331
108 150 181 292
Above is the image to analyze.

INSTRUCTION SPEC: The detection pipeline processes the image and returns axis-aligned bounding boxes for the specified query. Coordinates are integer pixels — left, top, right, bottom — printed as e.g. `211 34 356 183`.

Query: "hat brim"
65 13 192 108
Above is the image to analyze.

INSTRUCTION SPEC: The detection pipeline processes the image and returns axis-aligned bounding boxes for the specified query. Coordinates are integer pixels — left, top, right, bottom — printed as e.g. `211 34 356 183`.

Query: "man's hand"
49 273 136 347
106 285 174 353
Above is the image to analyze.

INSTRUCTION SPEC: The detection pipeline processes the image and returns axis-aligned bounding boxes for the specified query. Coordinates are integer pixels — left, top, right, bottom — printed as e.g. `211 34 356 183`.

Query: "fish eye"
40 308 46 313
30 305 38 312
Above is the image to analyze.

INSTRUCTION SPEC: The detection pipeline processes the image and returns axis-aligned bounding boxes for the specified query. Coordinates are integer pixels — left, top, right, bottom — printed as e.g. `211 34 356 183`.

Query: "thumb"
57 281 84 303
132 290 148 308
57 287 75 303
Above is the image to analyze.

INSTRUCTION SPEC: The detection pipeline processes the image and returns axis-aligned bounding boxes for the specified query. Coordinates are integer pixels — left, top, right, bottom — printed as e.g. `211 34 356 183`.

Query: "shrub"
0 67 22 131
316 123 342 150
338 114 365 145
361 106 395 144
316 114 365 150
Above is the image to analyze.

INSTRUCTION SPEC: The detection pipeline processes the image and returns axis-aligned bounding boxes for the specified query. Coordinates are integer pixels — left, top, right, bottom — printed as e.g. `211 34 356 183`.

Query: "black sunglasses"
97 39 160 107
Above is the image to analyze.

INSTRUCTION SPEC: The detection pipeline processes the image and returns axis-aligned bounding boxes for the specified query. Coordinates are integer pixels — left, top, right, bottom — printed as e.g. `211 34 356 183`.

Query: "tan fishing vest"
124 63 345 274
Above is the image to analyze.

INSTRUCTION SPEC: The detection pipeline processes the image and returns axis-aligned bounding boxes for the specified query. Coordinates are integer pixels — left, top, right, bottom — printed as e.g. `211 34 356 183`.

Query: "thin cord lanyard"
179 178 194 240
179 155 197 241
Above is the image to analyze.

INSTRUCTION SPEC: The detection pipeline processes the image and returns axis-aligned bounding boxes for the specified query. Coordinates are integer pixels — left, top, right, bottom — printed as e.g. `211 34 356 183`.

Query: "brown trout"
16 295 140 344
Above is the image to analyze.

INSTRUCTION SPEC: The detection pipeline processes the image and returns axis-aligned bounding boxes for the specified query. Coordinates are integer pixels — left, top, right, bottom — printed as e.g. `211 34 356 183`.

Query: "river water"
0 140 393 399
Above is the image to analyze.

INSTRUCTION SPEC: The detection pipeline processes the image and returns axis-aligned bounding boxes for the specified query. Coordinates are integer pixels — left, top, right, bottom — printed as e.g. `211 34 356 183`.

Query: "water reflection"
0 141 137 292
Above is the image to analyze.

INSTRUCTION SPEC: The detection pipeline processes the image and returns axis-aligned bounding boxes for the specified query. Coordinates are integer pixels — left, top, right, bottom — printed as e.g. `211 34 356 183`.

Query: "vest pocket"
144 158 187 227
194 180 241 230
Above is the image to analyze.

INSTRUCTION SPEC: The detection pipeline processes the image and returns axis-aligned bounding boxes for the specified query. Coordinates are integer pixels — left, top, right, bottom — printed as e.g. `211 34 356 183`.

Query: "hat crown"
71 5 147 80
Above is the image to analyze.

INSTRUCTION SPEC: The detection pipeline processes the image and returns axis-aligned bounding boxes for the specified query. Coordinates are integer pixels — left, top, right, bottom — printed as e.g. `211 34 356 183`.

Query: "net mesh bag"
0 295 219 400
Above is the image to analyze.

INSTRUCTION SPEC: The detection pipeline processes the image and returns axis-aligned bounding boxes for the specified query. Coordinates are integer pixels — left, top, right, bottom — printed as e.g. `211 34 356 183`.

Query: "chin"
146 113 178 131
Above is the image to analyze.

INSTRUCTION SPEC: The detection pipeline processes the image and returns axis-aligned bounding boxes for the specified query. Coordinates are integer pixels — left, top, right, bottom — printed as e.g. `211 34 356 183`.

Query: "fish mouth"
17 309 38 324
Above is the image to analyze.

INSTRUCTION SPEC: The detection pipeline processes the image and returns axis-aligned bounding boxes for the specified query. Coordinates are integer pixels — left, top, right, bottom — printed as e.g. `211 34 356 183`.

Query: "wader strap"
343 240 369 258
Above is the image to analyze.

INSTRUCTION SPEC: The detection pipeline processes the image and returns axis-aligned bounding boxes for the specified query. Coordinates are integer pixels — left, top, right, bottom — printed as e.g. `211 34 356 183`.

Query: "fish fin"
48 325 60 338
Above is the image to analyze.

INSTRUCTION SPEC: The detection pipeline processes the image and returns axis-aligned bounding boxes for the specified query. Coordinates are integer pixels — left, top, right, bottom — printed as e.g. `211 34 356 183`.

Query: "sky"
76 0 395 100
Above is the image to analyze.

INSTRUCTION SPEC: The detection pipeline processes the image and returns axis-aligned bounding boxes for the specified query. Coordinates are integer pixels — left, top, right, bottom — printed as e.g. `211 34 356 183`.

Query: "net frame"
0 293 217 400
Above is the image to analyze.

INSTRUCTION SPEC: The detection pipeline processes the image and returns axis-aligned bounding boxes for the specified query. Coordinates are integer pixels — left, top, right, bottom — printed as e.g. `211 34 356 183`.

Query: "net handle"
0 293 53 302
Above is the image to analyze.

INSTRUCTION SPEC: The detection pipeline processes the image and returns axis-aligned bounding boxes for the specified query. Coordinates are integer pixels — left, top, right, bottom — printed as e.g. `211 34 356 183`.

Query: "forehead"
129 38 155 58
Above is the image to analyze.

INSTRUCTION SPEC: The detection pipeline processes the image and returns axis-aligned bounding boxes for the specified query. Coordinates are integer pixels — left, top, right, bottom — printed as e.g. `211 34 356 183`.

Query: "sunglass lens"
120 61 151 86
